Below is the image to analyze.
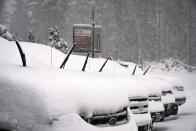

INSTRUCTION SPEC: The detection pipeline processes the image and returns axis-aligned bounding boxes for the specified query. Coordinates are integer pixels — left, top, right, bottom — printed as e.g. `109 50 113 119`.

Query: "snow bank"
0 70 50 131
0 38 132 131
20 41 130 75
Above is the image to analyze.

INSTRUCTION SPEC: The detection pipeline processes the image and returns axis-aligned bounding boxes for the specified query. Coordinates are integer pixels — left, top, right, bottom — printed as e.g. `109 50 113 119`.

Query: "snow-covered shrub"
48 27 68 53
28 31 36 43
0 24 14 41
0 24 6 35
147 58 196 72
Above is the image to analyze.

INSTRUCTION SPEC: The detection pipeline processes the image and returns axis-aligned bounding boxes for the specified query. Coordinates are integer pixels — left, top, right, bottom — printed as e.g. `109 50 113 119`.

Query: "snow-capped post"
51 43 53 67
143 65 151 75
15 40 26 67
99 57 112 72
60 43 76 69
132 65 138 75
82 53 90 72
91 7 95 58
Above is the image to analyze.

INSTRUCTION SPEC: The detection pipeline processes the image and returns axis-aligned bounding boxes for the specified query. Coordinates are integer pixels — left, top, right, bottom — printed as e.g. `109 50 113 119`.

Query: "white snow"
0 38 137 131
2 37 195 131
148 101 164 113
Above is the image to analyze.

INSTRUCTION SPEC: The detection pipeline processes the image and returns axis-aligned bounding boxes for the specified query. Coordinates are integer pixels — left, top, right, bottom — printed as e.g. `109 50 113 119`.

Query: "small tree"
48 27 68 53
28 31 36 43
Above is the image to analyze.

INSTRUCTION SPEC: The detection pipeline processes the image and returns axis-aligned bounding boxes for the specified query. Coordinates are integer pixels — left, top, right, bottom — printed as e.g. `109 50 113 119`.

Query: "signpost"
91 7 95 58
73 8 102 57
73 24 102 54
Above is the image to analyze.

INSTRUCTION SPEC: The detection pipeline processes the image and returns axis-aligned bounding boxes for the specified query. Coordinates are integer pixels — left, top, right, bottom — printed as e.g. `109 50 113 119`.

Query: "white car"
130 79 165 122
0 37 138 131
151 75 186 107
110 76 152 131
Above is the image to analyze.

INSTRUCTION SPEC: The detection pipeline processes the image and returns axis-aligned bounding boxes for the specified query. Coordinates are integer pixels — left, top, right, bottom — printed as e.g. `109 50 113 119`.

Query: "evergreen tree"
48 27 68 53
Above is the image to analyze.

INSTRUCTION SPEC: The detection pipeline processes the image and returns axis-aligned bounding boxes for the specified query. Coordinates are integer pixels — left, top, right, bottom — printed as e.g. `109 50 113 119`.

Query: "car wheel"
172 104 178 115
160 117 164 122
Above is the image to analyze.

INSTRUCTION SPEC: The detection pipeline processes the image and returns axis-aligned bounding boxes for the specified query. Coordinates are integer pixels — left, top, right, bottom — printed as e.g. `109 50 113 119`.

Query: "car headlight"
149 95 161 101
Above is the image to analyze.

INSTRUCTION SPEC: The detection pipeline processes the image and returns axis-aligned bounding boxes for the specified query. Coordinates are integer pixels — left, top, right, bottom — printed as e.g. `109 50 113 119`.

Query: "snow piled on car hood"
150 74 183 87
149 101 164 112
109 75 149 98
136 76 173 92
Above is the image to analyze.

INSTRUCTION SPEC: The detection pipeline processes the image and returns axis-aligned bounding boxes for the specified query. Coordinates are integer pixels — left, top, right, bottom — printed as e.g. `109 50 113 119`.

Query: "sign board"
73 24 102 52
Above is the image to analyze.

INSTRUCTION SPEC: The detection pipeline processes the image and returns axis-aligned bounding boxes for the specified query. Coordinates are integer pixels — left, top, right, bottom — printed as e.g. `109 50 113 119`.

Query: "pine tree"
48 27 68 53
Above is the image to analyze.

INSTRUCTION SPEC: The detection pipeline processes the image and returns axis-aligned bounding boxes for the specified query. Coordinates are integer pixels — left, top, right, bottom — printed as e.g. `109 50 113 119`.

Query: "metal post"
51 46 52 67
92 22 95 58
91 7 95 58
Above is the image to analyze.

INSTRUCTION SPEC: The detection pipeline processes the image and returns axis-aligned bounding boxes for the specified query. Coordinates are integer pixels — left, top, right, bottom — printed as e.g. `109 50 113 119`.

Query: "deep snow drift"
0 37 137 131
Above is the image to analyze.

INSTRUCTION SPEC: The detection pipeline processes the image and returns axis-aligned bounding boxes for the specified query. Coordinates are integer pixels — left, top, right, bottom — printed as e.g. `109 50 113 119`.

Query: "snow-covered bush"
48 27 68 53
0 24 6 35
146 58 196 72
28 31 36 43
0 24 14 41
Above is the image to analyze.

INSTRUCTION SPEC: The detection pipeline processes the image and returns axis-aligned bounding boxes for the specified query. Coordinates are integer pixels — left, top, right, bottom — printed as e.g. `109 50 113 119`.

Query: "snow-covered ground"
151 71 196 131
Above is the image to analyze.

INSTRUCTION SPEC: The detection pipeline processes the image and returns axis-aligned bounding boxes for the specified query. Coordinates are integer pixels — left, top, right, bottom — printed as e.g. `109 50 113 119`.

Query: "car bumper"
175 97 186 106
163 103 178 117
150 111 164 122
133 113 152 129
37 112 138 131
138 124 152 131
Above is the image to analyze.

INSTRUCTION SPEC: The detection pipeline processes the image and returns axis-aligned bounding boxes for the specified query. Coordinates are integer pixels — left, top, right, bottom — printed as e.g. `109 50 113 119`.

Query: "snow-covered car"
116 61 181 117
151 75 186 106
152 79 178 117
145 83 164 122
129 75 177 118
129 79 165 122
109 76 152 131
0 37 138 131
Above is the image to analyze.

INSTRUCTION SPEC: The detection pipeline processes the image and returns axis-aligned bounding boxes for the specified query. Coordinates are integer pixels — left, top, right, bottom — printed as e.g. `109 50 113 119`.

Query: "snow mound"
148 58 196 72
0 38 130 130
0 73 50 131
